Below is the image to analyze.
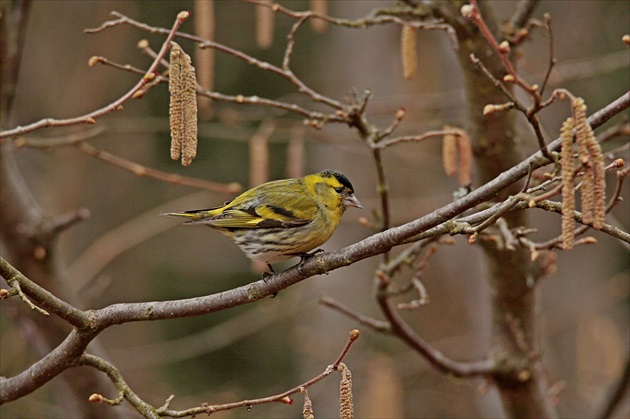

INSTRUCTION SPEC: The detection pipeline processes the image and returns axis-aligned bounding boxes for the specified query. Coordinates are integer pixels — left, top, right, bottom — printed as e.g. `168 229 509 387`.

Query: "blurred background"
1 1 628 417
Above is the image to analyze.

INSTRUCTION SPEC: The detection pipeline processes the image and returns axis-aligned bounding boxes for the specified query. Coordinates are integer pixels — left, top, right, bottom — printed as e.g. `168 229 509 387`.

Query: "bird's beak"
343 194 363 209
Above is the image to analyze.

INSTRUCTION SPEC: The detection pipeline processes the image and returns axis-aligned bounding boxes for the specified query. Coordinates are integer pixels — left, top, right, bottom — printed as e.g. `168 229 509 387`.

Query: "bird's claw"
262 271 273 283
296 249 325 275
263 263 278 297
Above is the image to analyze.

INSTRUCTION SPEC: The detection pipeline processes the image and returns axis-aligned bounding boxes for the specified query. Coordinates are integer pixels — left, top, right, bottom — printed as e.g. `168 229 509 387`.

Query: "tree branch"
0 11 190 139
376 284 495 377
2 90 626 403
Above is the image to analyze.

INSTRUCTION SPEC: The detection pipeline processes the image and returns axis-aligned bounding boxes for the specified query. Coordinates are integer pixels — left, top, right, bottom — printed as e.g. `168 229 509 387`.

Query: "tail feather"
161 211 205 219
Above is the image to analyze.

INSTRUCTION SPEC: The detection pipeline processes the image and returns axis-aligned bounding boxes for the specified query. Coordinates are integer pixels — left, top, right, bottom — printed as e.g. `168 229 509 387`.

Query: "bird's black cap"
321 169 355 193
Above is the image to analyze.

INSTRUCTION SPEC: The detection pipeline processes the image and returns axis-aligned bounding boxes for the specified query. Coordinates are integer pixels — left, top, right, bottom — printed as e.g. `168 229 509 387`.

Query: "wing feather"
184 180 319 230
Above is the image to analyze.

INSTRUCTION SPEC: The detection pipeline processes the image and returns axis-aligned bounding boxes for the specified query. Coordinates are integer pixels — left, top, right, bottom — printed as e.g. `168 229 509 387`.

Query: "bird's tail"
160 208 216 220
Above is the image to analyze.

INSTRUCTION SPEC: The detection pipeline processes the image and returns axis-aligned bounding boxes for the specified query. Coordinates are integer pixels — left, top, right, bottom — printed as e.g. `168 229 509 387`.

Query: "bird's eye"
334 186 344 193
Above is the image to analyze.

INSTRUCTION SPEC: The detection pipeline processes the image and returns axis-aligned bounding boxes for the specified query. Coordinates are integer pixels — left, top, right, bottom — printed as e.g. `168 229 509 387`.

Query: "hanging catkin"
169 42 198 166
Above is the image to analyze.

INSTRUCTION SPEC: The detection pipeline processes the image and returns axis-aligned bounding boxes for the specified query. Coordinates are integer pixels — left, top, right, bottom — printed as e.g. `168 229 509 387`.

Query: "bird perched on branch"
164 170 362 272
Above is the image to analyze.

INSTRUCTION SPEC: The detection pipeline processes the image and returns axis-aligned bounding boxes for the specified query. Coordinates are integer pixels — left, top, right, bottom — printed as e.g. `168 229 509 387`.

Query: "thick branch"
0 329 96 404
0 259 89 328
376 284 494 377
2 90 626 404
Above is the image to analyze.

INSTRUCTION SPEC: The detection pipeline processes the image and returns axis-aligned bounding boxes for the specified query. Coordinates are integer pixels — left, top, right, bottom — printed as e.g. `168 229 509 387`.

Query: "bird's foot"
263 263 278 298
262 262 276 282
296 249 325 275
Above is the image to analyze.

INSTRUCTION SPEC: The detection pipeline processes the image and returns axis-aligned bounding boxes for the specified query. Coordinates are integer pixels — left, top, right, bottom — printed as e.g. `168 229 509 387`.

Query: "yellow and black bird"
164 170 362 271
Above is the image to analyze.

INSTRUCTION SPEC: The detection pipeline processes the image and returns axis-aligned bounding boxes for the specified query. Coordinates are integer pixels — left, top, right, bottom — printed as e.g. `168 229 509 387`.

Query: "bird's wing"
185 187 318 229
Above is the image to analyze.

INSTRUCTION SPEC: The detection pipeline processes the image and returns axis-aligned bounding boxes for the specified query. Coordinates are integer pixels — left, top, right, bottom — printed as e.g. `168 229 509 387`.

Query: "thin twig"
283 15 309 71
162 330 361 417
466 0 537 96
373 129 459 149
75 141 240 192
472 195 521 235
320 295 392 333
95 14 346 125
538 13 556 97
80 354 159 419
0 257 88 327
5 280 49 316
88 55 153 78
249 0 457 49
0 11 191 139
12 130 238 192
533 199 630 246
532 164 629 250
376 281 495 377
469 53 555 162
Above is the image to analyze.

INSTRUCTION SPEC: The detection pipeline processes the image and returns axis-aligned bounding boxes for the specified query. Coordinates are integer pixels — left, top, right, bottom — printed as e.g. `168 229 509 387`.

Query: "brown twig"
0 258 89 327
470 164 534 238
248 0 458 49
80 354 159 419
2 280 49 316
469 53 555 162
530 159 628 250
95 13 346 125
283 14 308 71
376 280 495 377
88 55 154 78
463 3 569 166
75 141 240 192
160 330 361 417
372 146 391 245
12 131 239 193
0 11 191 139
464 0 537 96
538 13 556 97
136 39 171 69
372 128 460 149
319 295 392 333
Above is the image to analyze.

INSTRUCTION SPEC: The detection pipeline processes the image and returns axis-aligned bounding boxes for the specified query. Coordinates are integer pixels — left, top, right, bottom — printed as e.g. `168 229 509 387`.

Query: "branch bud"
137 39 150 49
87 56 101 67
89 393 103 403
460 4 476 19
176 11 190 22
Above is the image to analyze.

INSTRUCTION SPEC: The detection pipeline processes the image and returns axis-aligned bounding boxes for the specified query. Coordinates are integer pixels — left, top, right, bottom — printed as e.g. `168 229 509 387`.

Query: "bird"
163 170 362 272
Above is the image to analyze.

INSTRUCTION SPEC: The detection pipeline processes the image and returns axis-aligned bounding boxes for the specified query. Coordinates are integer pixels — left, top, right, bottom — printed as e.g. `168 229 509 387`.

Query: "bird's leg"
295 249 325 275
262 262 276 283
262 262 278 298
